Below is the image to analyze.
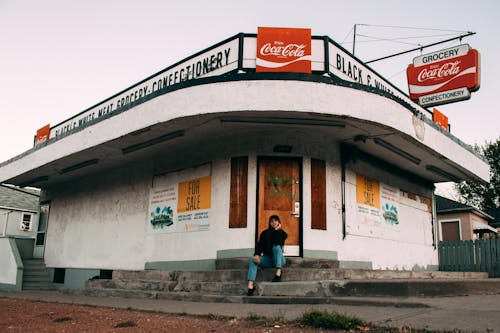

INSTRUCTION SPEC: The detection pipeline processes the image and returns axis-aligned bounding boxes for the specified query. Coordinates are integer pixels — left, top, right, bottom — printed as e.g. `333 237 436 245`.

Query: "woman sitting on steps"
246 214 287 296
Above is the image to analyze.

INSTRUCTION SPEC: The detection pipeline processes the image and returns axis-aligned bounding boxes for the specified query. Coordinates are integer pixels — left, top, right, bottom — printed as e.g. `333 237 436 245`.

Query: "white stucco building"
0 30 489 289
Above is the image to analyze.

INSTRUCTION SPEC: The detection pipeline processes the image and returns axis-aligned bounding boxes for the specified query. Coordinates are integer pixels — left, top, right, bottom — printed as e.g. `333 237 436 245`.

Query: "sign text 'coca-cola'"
407 45 480 105
256 27 311 73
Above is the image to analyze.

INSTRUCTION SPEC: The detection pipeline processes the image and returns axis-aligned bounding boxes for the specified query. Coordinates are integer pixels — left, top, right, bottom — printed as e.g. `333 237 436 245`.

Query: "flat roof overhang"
0 75 490 188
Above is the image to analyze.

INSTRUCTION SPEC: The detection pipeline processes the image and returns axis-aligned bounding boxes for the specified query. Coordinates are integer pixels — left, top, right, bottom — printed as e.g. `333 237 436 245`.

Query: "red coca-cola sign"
35 124 50 146
256 27 311 73
407 45 480 102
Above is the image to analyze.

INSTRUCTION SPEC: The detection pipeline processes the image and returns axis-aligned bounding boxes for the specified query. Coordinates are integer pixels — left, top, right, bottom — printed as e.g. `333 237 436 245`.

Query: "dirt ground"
0 297 346 332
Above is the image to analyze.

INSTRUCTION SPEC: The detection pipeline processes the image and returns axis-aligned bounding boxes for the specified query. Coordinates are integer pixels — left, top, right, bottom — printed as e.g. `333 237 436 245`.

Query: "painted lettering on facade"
52 39 238 138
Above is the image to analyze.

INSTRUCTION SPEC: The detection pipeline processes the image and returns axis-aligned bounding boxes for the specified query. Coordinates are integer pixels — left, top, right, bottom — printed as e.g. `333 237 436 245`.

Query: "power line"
350 24 474 56
365 31 476 64
354 24 471 34
341 25 355 44
350 32 462 45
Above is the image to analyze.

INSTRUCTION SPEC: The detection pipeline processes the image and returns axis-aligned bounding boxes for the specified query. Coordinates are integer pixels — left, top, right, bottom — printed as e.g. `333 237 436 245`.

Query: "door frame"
255 156 303 257
33 200 51 259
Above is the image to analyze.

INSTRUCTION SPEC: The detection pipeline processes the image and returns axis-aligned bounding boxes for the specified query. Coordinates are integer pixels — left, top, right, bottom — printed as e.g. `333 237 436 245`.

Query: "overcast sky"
1 0 499 168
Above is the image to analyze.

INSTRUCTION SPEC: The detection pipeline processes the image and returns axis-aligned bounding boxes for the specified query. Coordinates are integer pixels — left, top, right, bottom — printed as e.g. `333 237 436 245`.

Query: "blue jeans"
247 245 286 281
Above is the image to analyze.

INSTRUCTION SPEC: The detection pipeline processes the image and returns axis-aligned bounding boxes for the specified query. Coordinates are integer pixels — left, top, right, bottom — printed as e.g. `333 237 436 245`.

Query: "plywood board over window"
229 156 248 228
311 158 326 230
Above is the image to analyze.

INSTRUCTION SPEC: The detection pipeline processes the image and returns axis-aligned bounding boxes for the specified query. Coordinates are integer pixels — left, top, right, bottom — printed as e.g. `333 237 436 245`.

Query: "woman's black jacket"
254 228 288 257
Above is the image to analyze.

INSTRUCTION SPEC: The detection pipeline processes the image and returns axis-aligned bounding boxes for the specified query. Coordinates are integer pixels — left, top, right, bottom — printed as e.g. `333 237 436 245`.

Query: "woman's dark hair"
268 215 280 228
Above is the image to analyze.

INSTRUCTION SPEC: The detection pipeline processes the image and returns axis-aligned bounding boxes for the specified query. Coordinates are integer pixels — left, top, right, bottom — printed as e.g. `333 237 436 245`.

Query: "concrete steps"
22 259 55 290
256 279 500 297
70 258 497 304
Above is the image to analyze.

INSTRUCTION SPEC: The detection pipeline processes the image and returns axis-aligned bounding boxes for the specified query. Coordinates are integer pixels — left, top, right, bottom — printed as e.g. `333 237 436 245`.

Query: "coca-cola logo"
416 61 461 83
260 43 306 58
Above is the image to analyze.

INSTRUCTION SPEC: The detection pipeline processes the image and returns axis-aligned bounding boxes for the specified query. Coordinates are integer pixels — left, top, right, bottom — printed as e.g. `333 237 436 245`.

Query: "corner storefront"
0 28 489 288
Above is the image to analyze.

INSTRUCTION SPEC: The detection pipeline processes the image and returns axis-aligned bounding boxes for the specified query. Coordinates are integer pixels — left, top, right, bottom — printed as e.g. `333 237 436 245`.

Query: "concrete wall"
44 161 152 270
302 151 436 270
0 237 23 291
42 141 437 271
43 157 254 271
342 158 437 269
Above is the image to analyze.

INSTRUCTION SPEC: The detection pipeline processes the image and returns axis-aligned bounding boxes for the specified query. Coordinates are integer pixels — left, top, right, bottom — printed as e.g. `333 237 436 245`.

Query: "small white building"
0 30 489 289
0 184 41 290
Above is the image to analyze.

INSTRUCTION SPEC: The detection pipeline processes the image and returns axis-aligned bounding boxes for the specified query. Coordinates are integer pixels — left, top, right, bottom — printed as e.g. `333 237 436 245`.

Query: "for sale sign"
256 27 311 73
407 44 480 106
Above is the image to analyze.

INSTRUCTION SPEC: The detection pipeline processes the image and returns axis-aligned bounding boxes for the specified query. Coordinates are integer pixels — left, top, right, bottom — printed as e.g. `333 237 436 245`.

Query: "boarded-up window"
229 156 248 228
441 221 460 241
311 158 326 230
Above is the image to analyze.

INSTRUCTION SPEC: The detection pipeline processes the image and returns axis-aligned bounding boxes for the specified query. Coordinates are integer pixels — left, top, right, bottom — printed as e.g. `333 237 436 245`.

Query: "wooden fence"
438 238 500 277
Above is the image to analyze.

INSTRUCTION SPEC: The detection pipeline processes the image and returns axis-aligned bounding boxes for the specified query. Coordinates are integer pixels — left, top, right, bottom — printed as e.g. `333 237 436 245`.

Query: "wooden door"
257 157 301 256
442 221 461 241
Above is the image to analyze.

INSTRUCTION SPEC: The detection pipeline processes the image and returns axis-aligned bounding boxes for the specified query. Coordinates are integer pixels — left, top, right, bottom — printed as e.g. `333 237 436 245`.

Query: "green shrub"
301 309 363 330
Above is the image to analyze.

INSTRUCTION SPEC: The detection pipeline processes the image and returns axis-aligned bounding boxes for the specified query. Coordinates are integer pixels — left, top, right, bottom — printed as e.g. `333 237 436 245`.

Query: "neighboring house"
0 184 40 238
0 184 41 290
436 195 497 241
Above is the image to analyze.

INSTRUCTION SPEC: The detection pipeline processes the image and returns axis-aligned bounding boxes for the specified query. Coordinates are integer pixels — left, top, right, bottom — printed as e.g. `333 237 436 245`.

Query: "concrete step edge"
257 279 500 297
111 269 488 282
64 287 431 307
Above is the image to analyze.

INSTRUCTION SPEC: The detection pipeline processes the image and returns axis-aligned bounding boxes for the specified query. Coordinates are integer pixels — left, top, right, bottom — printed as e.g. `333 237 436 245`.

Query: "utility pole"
352 24 357 55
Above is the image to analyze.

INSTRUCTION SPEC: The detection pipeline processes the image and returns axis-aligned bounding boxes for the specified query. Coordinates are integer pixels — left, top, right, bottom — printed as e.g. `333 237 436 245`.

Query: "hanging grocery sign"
407 44 480 107
256 27 311 73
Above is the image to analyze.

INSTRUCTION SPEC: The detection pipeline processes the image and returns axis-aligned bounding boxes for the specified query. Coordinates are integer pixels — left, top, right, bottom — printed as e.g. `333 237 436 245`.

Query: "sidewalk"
1 290 499 331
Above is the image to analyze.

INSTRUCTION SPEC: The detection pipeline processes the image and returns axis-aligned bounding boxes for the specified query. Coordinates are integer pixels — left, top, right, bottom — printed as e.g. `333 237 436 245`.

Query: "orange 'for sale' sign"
256 27 311 73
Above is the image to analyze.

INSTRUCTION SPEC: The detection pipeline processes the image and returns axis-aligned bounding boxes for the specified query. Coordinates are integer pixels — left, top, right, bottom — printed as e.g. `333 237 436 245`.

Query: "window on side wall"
20 213 32 231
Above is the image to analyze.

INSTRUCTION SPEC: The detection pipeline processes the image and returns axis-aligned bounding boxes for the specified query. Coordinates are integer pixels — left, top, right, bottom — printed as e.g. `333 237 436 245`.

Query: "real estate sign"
148 165 211 234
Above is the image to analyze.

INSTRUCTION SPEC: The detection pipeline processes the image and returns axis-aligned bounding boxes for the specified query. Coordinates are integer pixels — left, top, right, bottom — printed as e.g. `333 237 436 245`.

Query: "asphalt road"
1 290 499 332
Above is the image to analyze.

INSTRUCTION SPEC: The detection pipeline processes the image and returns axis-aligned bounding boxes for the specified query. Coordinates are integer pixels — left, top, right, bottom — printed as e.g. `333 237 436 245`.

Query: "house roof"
435 195 494 221
0 184 40 212
472 221 498 233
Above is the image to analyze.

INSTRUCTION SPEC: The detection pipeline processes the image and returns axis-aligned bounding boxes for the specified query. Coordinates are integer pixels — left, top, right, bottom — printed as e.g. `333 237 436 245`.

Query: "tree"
455 138 500 211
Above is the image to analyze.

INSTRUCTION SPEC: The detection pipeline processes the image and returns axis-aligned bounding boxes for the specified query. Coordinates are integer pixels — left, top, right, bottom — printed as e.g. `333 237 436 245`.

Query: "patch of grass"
245 313 269 326
114 321 137 328
300 309 363 330
53 317 72 323
245 313 285 327
246 313 267 322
